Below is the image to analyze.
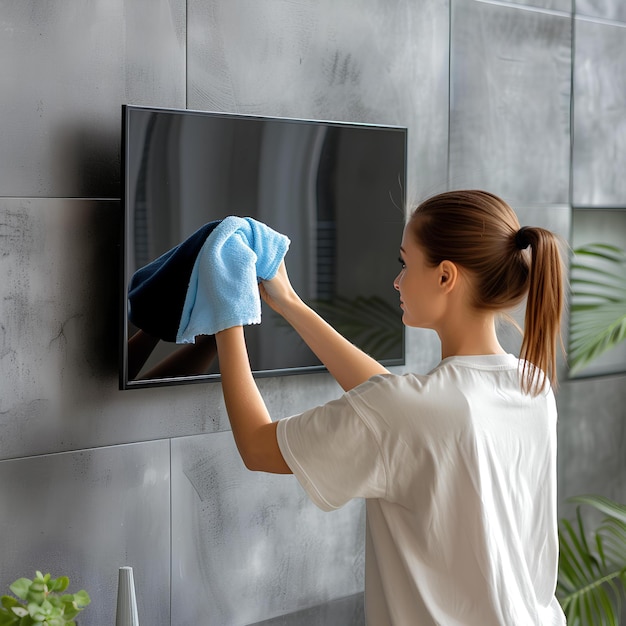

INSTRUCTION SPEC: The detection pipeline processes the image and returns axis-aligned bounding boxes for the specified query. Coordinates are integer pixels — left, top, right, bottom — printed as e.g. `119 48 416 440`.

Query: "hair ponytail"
409 190 565 395
516 226 565 395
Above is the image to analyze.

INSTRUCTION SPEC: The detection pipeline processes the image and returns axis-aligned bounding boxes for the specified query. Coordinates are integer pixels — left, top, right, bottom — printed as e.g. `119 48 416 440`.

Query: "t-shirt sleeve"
276 393 388 512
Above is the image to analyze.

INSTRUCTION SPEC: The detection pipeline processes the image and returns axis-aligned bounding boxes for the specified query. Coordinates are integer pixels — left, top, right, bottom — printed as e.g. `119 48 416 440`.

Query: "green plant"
557 495 626 625
568 242 626 374
0 572 90 626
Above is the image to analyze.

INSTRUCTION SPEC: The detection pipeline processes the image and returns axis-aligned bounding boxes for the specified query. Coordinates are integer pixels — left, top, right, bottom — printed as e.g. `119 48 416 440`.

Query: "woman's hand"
259 261 300 317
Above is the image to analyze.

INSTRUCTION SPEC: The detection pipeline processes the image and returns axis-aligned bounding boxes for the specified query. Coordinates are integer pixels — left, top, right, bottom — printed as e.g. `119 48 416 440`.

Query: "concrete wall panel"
171 432 365 625
0 440 170 626
0 0 186 198
557 374 626 518
187 0 450 206
573 18 626 206
449 0 571 204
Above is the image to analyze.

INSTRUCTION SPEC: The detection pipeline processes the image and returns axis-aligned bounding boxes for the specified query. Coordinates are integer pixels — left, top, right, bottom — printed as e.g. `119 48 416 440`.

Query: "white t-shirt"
276 354 566 626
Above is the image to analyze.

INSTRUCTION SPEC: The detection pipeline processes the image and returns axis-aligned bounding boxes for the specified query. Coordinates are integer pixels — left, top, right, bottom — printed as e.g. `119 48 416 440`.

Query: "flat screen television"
120 105 407 389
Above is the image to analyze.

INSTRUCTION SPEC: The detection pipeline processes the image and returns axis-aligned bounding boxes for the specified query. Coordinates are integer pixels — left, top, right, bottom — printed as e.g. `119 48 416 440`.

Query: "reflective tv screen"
121 105 407 389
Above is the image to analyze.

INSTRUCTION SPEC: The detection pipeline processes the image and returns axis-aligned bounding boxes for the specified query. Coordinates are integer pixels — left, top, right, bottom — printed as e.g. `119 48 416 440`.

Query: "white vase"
115 566 139 626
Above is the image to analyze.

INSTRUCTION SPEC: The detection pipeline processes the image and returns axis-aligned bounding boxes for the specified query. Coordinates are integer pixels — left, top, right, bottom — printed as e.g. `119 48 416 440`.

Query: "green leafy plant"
568 243 626 374
557 495 626 625
0 572 90 626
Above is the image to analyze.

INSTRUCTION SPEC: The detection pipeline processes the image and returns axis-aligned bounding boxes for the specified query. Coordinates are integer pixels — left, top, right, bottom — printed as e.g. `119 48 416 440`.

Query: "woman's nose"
393 274 401 291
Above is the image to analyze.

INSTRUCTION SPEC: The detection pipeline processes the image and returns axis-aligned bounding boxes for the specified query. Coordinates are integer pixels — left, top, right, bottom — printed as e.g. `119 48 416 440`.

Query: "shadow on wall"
57 200 121 380
55 122 121 198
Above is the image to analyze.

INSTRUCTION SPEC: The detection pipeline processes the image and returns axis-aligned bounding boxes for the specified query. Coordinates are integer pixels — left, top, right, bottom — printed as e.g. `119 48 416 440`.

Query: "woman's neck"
437 311 506 360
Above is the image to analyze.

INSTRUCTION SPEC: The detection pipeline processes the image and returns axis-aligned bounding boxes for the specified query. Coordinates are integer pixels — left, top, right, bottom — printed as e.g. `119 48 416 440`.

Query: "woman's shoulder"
358 371 431 393
347 369 461 412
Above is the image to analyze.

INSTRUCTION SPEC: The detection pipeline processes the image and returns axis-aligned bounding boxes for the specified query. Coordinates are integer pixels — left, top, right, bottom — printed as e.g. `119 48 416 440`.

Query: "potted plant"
0 571 90 626
557 495 626 625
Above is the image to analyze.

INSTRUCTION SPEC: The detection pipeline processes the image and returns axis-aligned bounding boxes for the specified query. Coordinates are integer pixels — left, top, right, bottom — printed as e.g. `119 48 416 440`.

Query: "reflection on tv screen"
121 105 407 389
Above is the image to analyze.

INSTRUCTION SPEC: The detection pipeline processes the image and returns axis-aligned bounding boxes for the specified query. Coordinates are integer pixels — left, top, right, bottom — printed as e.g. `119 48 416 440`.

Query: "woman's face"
393 226 447 329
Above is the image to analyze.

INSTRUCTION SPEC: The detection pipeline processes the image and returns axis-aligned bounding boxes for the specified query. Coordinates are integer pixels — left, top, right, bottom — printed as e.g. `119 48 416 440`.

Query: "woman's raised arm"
215 325 291 474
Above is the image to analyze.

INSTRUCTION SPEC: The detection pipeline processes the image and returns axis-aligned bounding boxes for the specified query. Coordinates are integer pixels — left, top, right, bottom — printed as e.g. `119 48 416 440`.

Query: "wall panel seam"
574 14 626 28
473 0 572 18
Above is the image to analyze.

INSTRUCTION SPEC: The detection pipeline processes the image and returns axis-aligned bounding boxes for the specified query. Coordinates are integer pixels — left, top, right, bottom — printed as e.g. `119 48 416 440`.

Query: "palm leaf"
568 243 626 373
558 495 626 625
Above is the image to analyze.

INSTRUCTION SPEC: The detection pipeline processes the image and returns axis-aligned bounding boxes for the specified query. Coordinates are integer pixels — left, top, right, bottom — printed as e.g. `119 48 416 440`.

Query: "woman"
215 190 566 625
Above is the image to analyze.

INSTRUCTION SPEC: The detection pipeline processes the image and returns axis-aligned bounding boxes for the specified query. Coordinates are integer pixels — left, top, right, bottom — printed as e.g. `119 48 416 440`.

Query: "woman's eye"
398 257 406 269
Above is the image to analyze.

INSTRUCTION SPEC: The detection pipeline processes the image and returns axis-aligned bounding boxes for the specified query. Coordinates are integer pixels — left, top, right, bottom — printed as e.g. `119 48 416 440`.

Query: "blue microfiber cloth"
176 216 291 343
128 220 222 342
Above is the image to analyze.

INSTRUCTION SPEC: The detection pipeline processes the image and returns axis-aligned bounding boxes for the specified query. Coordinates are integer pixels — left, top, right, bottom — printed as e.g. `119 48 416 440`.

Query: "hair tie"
515 226 530 250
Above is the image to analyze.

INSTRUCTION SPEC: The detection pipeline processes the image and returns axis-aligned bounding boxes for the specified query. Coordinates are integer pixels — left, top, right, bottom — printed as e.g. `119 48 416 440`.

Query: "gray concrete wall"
0 1 624 624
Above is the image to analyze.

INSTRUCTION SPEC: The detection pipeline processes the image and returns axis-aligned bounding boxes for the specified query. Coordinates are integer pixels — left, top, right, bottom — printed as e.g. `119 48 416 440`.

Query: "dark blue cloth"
128 220 221 342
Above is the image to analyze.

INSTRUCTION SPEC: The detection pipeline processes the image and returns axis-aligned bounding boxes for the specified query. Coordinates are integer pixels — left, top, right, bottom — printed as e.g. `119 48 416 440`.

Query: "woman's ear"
438 260 458 293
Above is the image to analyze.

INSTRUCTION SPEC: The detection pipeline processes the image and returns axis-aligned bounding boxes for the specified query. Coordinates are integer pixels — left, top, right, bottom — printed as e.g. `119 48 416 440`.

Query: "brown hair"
408 190 564 395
